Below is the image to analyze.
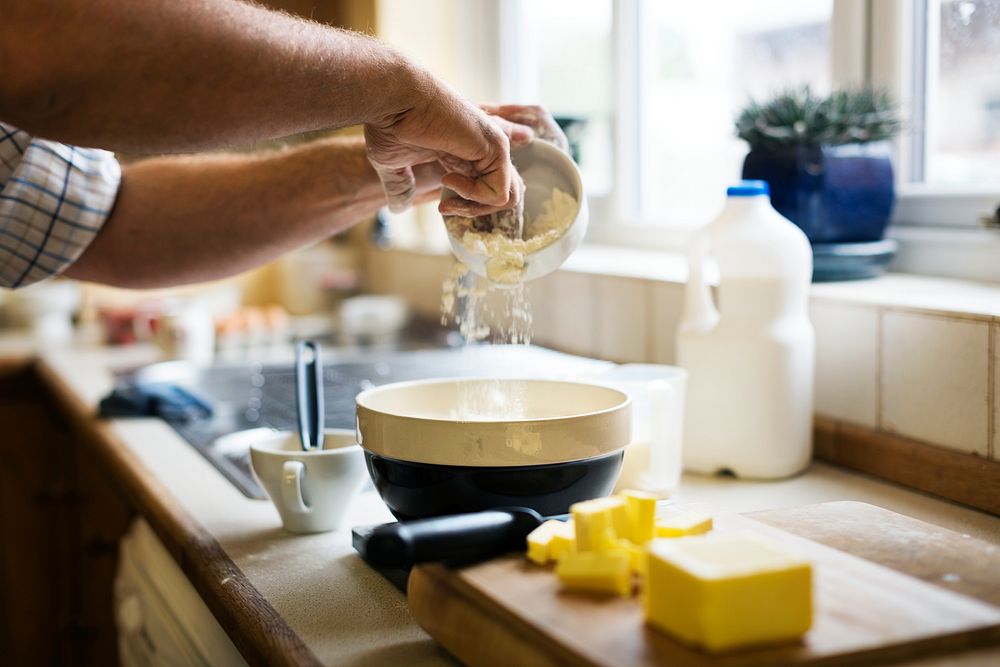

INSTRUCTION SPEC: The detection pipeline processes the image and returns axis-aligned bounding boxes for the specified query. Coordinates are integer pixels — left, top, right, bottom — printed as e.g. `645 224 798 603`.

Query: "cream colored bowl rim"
354 377 631 424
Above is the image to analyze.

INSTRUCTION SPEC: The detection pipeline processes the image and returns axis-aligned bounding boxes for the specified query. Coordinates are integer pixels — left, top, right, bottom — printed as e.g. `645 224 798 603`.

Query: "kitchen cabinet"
0 361 133 667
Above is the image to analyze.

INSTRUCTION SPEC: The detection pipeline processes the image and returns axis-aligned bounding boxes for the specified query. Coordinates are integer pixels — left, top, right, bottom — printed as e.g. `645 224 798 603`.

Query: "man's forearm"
63 137 388 288
1 0 415 152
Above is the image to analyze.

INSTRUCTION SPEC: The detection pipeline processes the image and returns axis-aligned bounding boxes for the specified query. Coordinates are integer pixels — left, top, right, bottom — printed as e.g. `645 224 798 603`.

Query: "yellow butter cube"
655 512 713 537
607 496 630 541
644 532 813 652
556 550 632 597
623 489 658 544
572 498 620 552
617 539 647 575
549 521 576 560
526 520 564 564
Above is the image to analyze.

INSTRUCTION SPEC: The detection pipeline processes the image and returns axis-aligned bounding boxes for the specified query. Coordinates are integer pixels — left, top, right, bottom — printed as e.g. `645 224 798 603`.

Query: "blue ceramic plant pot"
742 141 895 243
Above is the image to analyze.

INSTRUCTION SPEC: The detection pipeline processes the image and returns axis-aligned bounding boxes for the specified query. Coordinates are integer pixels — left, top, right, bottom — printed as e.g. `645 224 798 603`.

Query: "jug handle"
681 233 720 334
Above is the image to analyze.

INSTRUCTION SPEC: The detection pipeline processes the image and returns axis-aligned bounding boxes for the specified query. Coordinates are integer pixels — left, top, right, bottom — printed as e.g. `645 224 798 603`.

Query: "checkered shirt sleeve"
0 122 121 288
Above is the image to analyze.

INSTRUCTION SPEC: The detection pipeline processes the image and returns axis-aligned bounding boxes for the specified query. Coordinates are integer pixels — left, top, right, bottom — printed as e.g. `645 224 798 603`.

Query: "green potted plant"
737 86 903 281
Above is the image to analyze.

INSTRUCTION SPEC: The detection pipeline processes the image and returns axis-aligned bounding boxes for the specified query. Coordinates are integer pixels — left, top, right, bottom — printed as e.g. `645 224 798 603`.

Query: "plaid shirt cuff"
0 124 121 288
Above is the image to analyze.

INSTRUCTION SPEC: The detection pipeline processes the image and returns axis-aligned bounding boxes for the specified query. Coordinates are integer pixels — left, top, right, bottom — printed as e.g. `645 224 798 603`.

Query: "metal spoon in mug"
295 340 324 451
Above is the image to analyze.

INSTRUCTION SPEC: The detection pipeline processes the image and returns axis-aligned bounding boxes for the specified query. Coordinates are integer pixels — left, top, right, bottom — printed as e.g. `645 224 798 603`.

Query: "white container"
677 181 814 479
154 303 215 366
595 364 688 497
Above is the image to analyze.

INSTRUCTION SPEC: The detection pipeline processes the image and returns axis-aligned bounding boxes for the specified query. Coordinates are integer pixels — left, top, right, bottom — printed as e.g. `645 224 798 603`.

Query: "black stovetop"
142 345 612 499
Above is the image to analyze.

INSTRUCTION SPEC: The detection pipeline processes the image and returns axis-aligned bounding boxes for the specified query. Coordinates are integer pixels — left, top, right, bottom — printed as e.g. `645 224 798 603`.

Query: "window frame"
872 0 1000 229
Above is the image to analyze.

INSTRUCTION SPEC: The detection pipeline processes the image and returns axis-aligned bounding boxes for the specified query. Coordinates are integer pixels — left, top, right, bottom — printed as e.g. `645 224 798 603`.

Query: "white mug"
155 306 215 365
250 429 367 533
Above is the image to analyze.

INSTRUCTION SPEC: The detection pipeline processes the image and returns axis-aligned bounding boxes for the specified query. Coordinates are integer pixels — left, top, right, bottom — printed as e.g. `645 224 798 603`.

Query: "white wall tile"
526 272 559 347
370 251 453 321
360 247 393 295
881 310 990 455
650 282 686 364
551 271 596 356
594 275 649 362
810 301 879 428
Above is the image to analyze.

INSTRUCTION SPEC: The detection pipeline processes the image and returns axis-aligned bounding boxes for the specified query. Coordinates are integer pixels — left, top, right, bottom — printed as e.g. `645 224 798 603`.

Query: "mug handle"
281 461 310 515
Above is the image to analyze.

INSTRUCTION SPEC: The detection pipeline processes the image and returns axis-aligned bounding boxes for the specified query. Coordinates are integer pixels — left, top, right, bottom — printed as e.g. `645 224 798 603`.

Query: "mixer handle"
356 508 545 568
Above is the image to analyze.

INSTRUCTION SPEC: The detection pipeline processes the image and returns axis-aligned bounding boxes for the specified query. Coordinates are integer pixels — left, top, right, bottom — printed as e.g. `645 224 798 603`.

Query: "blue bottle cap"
726 180 770 197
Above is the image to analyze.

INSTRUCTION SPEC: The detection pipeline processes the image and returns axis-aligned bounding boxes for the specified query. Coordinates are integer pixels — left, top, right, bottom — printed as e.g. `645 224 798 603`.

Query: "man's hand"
365 85 572 217
364 70 527 217
439 103 572 218
481 104 570 155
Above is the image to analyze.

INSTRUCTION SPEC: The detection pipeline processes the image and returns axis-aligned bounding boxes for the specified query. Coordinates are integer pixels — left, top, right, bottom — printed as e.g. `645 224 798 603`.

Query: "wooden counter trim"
0 355 33 376
815 416 1000 517
31 358 323 667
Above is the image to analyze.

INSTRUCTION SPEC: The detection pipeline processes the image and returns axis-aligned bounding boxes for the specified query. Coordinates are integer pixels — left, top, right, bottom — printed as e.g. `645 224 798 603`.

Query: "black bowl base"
364 450 625 520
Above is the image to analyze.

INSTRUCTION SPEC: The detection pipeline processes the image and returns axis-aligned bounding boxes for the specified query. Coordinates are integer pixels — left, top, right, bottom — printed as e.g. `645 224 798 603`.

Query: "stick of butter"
556 550 631 597
526 520 576 564
617 539 647 575
549 521 576 561
622 490 658 544
572 497 626 552
654 512 713 538
526 520 562 565
644 531 813 652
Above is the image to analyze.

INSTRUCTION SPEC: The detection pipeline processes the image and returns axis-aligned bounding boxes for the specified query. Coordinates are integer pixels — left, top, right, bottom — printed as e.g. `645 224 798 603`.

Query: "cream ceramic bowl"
356 378 630 466
355 378 631 518
442 140 588 284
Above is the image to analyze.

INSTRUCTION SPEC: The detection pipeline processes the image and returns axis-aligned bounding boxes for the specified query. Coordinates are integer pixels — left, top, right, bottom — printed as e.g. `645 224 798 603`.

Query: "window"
912 0 1000 186
505 0 833 229
501 0 615 197
881 0 1000 237
637 1 833 226
500 0 1000 242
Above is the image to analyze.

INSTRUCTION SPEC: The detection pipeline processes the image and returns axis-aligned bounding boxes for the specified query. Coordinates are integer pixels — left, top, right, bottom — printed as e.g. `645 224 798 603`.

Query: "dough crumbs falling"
440 188 577 421
441 187 576 346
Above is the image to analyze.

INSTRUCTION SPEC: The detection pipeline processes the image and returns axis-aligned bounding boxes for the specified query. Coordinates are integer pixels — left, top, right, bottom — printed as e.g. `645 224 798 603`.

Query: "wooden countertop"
4 335 999 666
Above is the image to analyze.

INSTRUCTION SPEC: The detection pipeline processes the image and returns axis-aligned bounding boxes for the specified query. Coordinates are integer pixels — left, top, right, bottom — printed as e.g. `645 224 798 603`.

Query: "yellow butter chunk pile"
525 490 813 653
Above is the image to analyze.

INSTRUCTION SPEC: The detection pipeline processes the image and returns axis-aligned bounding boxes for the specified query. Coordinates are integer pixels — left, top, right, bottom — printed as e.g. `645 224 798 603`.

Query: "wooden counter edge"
814 416 1000 517
30 357 323 667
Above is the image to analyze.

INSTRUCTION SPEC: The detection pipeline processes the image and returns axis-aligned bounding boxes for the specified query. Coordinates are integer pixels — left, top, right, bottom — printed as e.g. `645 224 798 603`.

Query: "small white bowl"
442 140 588 284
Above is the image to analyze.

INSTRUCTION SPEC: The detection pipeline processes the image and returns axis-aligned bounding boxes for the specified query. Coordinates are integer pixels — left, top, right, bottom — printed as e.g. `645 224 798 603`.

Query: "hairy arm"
62 137 440 288
0 0 412 152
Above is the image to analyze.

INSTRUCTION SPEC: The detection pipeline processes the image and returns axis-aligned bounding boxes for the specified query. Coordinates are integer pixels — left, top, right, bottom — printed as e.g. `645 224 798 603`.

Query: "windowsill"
810 273 1000 323
558 244 690 283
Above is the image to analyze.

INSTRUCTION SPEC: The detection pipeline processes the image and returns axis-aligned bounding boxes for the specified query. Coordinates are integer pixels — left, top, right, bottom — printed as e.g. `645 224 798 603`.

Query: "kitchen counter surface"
4 333 1000 666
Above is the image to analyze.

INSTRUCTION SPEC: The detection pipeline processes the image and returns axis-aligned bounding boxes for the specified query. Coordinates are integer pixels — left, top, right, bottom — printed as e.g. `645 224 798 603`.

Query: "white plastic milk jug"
677 180 814 479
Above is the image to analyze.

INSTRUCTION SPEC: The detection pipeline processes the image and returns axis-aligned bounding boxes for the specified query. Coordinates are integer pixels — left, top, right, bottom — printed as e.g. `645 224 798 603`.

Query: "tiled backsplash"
364 247 999 465
878 309 990 456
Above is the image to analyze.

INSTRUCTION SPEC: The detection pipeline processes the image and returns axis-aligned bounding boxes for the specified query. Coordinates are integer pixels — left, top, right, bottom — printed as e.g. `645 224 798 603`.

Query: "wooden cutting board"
408 501 1000 667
